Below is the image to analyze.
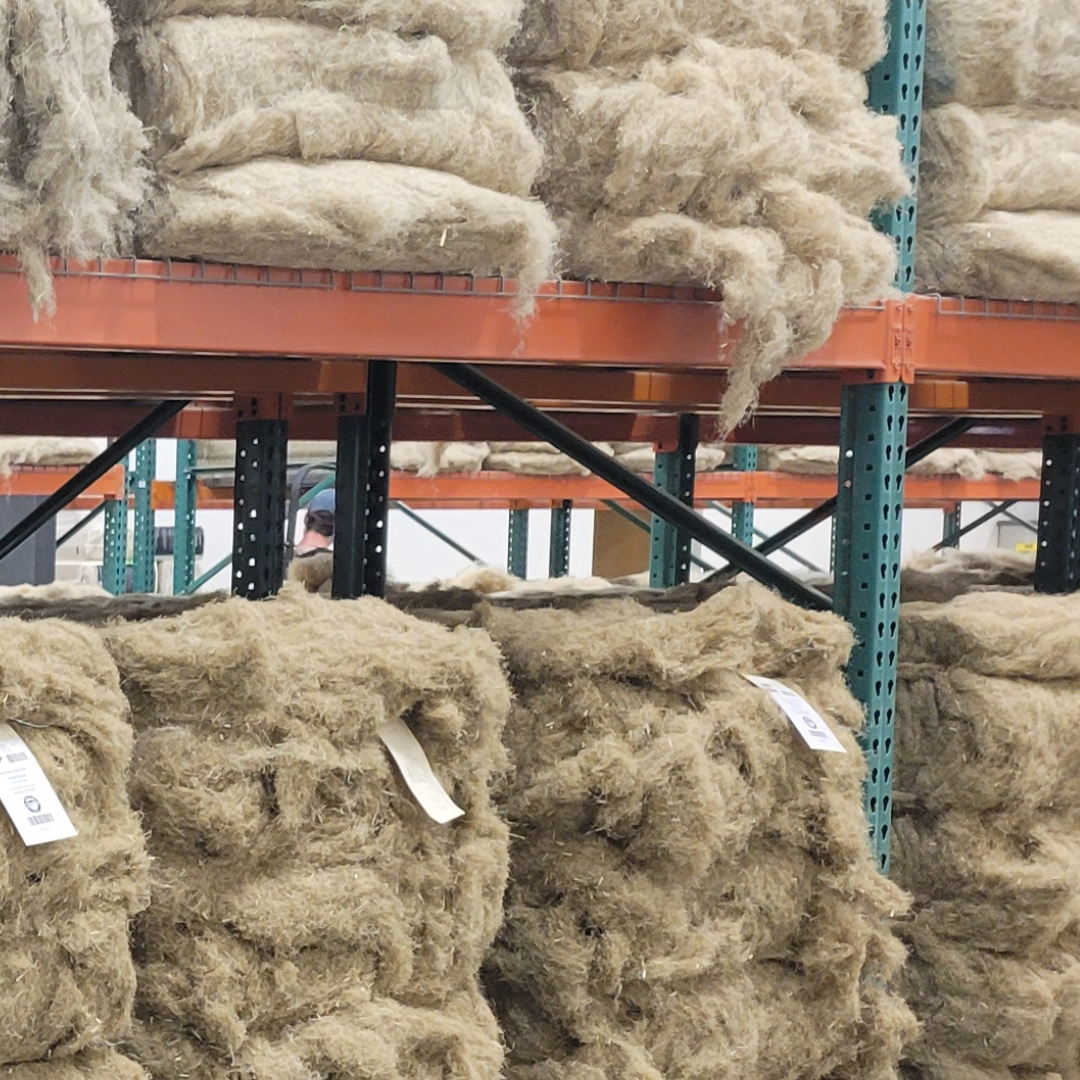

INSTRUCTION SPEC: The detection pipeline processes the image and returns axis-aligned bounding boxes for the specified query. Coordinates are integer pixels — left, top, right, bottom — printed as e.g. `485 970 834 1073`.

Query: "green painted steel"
101 496 128 596
131 441 157 593
731 445 758 545
173 440 199 594
867 0 927 289
833 382 909 874
649 415 699 588
942 502 962 547
650 451 685 587
549 501 572 578
508 509 529 578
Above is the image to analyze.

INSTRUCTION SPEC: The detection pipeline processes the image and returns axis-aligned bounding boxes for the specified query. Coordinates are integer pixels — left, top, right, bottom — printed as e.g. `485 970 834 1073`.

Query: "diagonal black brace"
0 399 190 566
705 415 979 578
432 362 830 610
935 500 1021 552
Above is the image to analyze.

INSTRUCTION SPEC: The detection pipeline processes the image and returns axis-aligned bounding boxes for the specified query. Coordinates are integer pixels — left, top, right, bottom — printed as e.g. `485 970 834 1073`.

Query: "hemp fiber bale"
899 550 1035 604
516 33 905 430
925 0 1080 109
105 589 511 1077
6 0 146 312
0 1048 149 1080
140 159 557 301
0 619 150 1066
130 17 540 192
483 584 915 1080
916 0 1080 302
109 0 522 53
510 0 888 73
894 591 1080 1080
917 210 1080 304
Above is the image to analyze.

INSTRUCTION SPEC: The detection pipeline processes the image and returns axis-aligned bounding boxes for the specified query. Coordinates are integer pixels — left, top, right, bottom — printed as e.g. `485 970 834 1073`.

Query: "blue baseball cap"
308 489 336 513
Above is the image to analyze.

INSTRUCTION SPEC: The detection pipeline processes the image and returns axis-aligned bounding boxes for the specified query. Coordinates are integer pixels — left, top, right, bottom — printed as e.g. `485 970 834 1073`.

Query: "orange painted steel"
0 260 1077 418
916 297 1080 379
153 471 1040 513
1 465 125 504
0 259 736 368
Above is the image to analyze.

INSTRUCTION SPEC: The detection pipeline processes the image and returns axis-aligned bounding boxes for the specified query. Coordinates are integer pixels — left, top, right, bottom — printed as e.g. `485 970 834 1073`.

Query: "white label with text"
743 676 847 754
0 723 78 845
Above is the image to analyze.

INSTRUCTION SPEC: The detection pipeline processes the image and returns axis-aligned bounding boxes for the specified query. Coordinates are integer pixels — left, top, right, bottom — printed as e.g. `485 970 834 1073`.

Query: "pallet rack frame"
0 0 1076 872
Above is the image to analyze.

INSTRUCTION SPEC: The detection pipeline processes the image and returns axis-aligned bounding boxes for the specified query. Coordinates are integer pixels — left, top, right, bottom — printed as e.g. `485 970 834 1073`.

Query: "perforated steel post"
942 502 962 547
332 412 370 600
173 440 198 595
731 445 758 545
834 382 908 873
360 361 397 599
101 495 128 596
1035 434 1080 594
131 440 157 593
549 501 572 578
650 414 699 588
508 509 529 578
232 419 289 599
867 0 927 291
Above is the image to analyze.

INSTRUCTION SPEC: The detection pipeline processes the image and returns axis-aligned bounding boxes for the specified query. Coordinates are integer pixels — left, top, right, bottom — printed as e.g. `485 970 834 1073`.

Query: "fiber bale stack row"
482 585 916 1080
111 0 556 297
917 0 1080 301
0 620 150 1079
0 0 145 312
894 592 1080 1080
511 1 908 429
760 445 1044 481
485 442 728 476
104 589 512 1080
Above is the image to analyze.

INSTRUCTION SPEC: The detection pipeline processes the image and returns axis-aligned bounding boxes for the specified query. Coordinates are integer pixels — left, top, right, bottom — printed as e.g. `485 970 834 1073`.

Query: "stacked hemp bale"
893 591 1080 1080
482 584 916 1080
112 1 557 296
0 619 150 1079
103 588 512 1080
917 0 1080 301
0 0 146 312
511 1 908 428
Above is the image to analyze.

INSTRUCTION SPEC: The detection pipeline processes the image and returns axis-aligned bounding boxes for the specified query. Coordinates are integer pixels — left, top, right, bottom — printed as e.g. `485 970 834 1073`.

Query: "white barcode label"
378 718 464 825
0 723 78 845
743 675 847 754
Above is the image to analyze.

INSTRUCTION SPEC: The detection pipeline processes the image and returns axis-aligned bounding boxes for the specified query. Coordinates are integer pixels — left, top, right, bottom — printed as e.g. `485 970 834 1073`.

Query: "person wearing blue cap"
296 488 335 556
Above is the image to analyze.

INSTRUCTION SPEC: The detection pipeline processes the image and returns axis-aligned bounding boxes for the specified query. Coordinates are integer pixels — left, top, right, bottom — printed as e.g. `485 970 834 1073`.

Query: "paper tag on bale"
0 722 78 845
378 718 464 824
743 676 847 754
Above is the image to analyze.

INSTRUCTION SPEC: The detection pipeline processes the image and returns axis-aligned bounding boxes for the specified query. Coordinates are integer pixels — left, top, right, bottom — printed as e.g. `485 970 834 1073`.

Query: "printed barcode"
27 813 54 826
6 752 27 763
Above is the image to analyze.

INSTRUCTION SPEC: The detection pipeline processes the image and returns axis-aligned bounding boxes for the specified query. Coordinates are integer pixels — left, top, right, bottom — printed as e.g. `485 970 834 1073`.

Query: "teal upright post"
131 441 157 593
731 445 758 545
174 439 199 594
548 501 572 578
508 509 529 579
837 0 926 872
649 415 699 588
867 0 926 291
834 383 908 874
101 460 129 597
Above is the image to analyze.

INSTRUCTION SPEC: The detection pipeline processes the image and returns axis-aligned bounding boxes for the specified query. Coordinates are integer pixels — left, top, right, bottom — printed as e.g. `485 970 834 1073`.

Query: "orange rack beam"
153 472 1041 513
0 466 125 507
0 260 1078 437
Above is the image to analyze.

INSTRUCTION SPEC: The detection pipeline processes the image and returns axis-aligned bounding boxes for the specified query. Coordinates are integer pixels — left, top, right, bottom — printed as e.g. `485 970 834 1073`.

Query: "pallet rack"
0 0 1077 868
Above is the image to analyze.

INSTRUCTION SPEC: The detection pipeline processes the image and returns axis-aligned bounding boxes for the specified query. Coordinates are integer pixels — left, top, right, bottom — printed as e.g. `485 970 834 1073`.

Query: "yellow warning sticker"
1015 542 1037 554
